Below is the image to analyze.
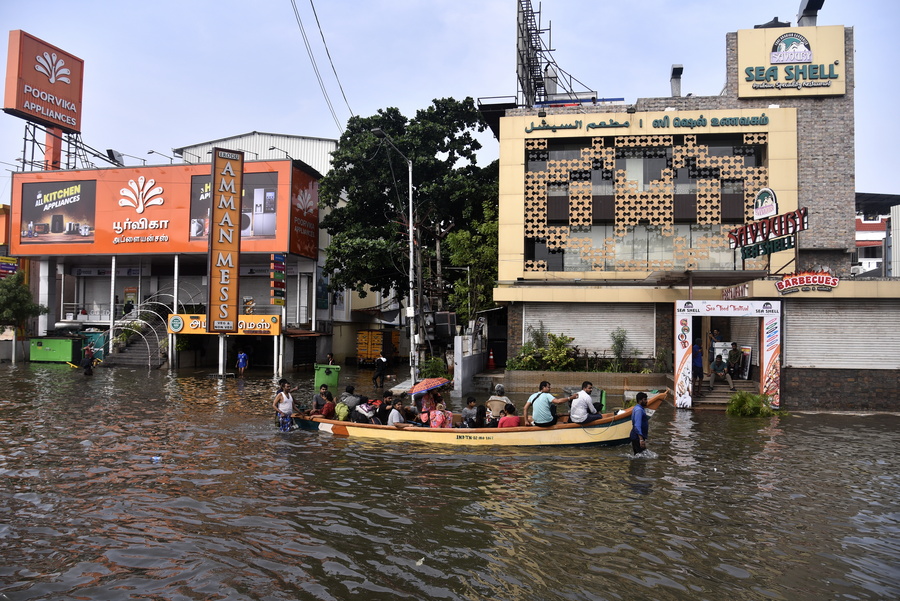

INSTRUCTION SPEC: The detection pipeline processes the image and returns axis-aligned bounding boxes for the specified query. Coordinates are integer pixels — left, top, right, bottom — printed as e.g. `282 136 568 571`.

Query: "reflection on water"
0 364 898 600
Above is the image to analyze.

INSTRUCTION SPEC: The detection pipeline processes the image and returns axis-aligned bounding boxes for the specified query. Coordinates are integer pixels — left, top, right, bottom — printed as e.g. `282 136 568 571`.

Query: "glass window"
547 140 589 162
547 183 569 225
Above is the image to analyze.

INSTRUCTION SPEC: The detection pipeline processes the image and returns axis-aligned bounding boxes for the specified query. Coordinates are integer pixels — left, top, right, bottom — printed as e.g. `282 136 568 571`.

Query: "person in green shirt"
727 342 743 379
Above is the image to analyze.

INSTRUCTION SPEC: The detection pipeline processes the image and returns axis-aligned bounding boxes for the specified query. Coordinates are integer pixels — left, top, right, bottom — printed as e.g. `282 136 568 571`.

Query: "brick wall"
783 368 900 411
507 303 524 357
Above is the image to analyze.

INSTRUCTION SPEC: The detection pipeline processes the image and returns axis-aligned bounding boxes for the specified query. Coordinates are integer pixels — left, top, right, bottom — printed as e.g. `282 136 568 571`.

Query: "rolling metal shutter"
783 299 900 369
523 302 656 358
729 317 760 367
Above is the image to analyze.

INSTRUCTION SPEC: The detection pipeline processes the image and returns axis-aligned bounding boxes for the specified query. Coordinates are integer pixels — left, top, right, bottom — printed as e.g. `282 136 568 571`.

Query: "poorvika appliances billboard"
9 161 301 256
3 30 84 133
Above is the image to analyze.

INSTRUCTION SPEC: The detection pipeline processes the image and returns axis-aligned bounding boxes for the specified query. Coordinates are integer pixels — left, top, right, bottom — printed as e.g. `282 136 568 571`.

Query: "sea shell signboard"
674 300 781 409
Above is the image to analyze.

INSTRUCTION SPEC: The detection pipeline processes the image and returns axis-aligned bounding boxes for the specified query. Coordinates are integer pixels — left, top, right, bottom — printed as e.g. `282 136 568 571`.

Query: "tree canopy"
319 97 498 319
0 271 48 333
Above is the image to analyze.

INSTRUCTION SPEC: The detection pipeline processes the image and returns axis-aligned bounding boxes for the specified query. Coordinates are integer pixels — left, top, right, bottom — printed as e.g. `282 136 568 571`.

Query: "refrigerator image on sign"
252 188 276 236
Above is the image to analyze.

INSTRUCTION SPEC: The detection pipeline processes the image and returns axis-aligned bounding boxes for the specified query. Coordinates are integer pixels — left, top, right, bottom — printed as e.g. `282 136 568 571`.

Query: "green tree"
444 176 499 324
319 97 496 301
0 271 48 341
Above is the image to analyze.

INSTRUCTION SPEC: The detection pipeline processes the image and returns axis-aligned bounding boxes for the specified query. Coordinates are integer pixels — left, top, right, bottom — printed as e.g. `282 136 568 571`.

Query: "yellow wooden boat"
292 390 667 447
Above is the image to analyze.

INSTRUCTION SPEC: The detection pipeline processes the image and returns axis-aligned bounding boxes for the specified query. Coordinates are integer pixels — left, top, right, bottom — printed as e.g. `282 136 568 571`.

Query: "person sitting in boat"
375 391 393 424
429 403 453 428
707 354 736 392
418 391 437 413
404 401 425 425
498 403 521 428
469 404 489 428
569 381 604 425
312 384 330 413
387 398 407 426
524 381 576 427
487 384 512 407
310 391 335 419
340 386 362 412
461 397 478 427
486 384 511 417
352 397 377 423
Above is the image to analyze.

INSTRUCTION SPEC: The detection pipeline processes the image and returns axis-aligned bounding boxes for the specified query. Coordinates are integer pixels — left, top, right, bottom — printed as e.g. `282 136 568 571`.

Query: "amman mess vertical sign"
207 148 244 333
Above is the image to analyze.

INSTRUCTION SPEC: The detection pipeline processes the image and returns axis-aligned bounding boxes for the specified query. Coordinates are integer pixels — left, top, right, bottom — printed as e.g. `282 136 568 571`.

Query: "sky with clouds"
0 0 896 205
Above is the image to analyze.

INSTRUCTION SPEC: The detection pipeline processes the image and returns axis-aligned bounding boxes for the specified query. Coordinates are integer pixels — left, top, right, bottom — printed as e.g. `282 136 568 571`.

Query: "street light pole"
371 128 417 385
147 150 174 164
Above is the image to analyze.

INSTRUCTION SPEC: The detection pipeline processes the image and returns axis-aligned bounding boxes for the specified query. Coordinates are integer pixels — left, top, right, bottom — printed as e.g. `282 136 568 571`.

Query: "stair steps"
690 378 757 411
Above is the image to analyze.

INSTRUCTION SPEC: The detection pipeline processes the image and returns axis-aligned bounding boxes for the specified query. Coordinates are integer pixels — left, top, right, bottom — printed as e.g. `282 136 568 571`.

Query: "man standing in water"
235 349 249 377
372 351 388 388
630 392 649 455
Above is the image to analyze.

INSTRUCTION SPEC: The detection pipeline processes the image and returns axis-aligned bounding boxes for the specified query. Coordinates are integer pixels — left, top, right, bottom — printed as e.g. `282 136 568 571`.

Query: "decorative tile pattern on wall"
524 133 769 272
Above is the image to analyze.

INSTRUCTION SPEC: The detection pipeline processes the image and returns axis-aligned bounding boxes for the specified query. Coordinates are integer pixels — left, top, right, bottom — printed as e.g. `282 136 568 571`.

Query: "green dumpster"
82 331 106 361
30 337 79 363
314 364 341 391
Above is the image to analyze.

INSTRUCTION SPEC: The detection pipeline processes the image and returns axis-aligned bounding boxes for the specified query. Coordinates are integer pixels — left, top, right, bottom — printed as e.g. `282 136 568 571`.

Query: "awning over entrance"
645 270 769 287
284 329 323 338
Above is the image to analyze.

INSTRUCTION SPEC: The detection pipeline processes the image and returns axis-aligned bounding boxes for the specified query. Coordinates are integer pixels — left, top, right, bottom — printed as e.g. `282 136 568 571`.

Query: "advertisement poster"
316 265 329 310
19 180 96 244
289 166 320 259
739 346 752 380
189 172 278 240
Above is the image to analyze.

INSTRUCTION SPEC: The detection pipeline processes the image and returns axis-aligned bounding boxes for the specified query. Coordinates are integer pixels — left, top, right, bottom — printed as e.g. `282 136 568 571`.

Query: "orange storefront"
7 159 322 370
9 160 319 259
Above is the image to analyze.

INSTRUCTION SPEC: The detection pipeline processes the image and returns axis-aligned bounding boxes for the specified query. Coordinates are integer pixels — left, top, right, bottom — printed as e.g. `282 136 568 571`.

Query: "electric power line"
307 0 354 119
289 0 344 134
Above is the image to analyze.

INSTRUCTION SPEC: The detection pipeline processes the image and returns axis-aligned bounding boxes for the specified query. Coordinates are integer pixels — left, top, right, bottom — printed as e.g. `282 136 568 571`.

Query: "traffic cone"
487 349 496 370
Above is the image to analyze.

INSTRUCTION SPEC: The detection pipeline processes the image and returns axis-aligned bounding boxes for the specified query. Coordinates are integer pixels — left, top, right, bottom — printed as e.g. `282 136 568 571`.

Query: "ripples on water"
0 364 898 600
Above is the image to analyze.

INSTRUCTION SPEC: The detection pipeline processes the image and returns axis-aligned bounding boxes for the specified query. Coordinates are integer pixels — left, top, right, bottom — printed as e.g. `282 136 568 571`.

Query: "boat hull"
292 390 667 447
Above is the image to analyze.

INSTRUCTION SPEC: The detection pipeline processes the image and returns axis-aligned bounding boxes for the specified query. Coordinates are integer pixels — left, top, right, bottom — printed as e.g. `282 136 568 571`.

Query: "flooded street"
1 363 898 600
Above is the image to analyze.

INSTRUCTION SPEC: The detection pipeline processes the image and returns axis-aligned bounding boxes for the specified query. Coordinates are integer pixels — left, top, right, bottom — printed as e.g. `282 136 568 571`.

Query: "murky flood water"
1 363 898 600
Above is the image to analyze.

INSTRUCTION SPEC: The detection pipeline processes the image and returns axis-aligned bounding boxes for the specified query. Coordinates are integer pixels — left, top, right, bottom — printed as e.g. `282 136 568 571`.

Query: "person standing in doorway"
692 338 705 397
236 349 249 377
707 328 723 369
630 392 649 455
123 299 134 317
727 342 743 379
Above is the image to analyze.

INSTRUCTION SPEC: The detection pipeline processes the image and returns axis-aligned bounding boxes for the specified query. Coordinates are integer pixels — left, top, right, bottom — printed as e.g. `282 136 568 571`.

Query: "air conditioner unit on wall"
850 265 863 275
